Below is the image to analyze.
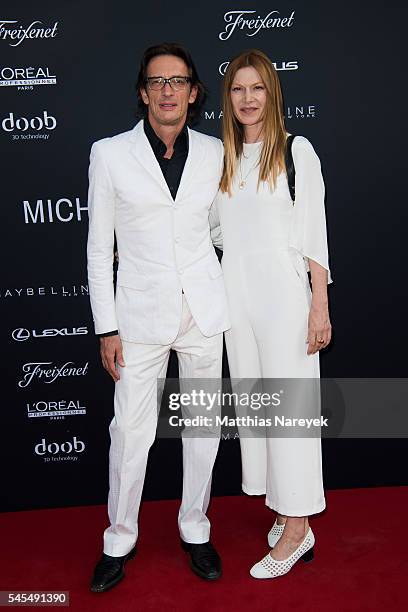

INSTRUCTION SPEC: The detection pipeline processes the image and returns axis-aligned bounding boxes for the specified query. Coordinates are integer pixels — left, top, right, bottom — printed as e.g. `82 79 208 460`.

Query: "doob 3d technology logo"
2 110 57 141
34 436 86 462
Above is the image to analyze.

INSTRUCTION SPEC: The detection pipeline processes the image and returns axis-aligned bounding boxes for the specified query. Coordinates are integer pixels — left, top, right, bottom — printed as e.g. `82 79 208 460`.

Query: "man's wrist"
98 330 119 338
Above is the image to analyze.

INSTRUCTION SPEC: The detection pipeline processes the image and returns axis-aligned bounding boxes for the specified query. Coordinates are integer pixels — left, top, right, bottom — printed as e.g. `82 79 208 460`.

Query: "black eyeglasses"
145 76 191 91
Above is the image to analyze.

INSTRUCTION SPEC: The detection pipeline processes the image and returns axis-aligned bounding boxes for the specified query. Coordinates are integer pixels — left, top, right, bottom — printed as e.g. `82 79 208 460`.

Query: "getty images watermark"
154 378 408 439
158 378 323 438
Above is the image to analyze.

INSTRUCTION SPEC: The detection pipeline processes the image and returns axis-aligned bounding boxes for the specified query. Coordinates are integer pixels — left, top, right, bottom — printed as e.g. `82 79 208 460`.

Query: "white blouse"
288 135 333 284
211 135 333 285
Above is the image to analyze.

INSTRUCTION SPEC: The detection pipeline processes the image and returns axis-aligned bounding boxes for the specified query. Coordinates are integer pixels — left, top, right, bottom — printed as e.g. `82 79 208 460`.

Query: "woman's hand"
306 301 332 354
306 259 332 354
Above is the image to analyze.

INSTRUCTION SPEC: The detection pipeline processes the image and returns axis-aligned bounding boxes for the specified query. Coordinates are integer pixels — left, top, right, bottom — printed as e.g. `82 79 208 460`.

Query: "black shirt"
98 118 189 337
143 116 189 199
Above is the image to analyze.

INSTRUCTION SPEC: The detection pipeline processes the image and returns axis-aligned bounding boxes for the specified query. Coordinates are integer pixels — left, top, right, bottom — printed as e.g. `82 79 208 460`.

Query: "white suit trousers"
103 294 223 556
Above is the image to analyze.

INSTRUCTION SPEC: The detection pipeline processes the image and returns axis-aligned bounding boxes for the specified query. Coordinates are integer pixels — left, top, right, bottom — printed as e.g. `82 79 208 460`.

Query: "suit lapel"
175 128 205 203
129 120 173 201
128 121 206 204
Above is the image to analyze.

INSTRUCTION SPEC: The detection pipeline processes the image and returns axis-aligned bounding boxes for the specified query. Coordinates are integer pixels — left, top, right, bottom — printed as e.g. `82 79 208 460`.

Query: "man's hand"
100 334 125 382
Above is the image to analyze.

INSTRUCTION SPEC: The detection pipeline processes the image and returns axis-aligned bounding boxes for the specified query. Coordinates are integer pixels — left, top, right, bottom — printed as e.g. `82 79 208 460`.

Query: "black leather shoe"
90 546 137 592
181 540 222 581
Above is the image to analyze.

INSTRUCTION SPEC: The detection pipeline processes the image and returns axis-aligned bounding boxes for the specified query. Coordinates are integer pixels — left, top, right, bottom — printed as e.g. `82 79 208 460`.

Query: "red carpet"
0 487 407 611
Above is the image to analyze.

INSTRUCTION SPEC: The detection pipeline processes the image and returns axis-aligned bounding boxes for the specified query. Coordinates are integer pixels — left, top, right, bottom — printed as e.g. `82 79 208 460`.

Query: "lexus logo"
12 328 30 341
12 326 88 341
219 60 298 76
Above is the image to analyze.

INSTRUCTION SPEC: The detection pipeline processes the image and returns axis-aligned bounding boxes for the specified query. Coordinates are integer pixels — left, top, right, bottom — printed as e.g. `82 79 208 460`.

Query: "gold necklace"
238 149 259 189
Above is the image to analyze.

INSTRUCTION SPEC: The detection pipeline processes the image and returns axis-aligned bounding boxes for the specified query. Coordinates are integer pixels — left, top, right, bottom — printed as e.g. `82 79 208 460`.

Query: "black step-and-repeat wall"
1 1 407 512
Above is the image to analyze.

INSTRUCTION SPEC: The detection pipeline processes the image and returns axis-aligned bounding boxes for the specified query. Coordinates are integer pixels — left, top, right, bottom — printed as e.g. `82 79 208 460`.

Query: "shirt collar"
143 116 188 158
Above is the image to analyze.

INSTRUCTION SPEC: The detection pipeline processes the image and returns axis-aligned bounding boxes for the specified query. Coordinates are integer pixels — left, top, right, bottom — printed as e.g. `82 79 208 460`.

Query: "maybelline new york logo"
219 10 295 40
12 327 88 342
18 361 89 388
0 19 58 47
0 284 89 298
204 105 316 121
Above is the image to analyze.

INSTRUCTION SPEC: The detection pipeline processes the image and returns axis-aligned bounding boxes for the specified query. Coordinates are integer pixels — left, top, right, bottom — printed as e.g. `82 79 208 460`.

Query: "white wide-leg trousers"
103 295 223 556
223 260 326 517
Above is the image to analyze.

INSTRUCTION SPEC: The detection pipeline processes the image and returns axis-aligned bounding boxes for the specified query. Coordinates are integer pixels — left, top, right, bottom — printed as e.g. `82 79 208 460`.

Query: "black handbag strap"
285 134 296 203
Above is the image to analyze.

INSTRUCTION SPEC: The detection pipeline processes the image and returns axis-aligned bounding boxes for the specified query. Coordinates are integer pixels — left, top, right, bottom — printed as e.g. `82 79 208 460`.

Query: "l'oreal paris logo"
219 60 298 76
27 399 87 418
219 10 295 41
0 66 56 88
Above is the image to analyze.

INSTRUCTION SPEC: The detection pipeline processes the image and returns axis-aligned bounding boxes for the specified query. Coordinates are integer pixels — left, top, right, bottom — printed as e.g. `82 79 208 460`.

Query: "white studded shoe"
250 527 315 579
267 519 285 547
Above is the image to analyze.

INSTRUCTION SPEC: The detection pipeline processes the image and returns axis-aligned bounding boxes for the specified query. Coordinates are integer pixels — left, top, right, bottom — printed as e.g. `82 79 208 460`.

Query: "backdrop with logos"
1 0 407 512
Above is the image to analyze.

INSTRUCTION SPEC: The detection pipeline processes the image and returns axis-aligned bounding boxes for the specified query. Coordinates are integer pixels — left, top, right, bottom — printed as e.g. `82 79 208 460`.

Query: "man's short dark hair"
136 42 206 125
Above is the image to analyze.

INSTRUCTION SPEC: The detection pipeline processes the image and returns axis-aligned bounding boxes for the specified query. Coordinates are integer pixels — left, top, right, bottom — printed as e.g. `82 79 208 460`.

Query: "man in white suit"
88 43 230 592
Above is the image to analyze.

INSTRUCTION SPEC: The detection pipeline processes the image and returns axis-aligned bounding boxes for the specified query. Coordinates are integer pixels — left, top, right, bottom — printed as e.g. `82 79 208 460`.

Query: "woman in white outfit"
212 49 333 578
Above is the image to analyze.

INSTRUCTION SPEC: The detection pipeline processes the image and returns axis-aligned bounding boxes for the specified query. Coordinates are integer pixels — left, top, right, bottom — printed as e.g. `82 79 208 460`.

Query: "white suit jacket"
87 119 231 344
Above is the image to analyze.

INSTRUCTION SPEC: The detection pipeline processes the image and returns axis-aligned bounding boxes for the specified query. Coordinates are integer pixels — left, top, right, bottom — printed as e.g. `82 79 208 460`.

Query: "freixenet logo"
219 10 295 41
18 361 89 388
12 327 88 342
0 20 58 47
